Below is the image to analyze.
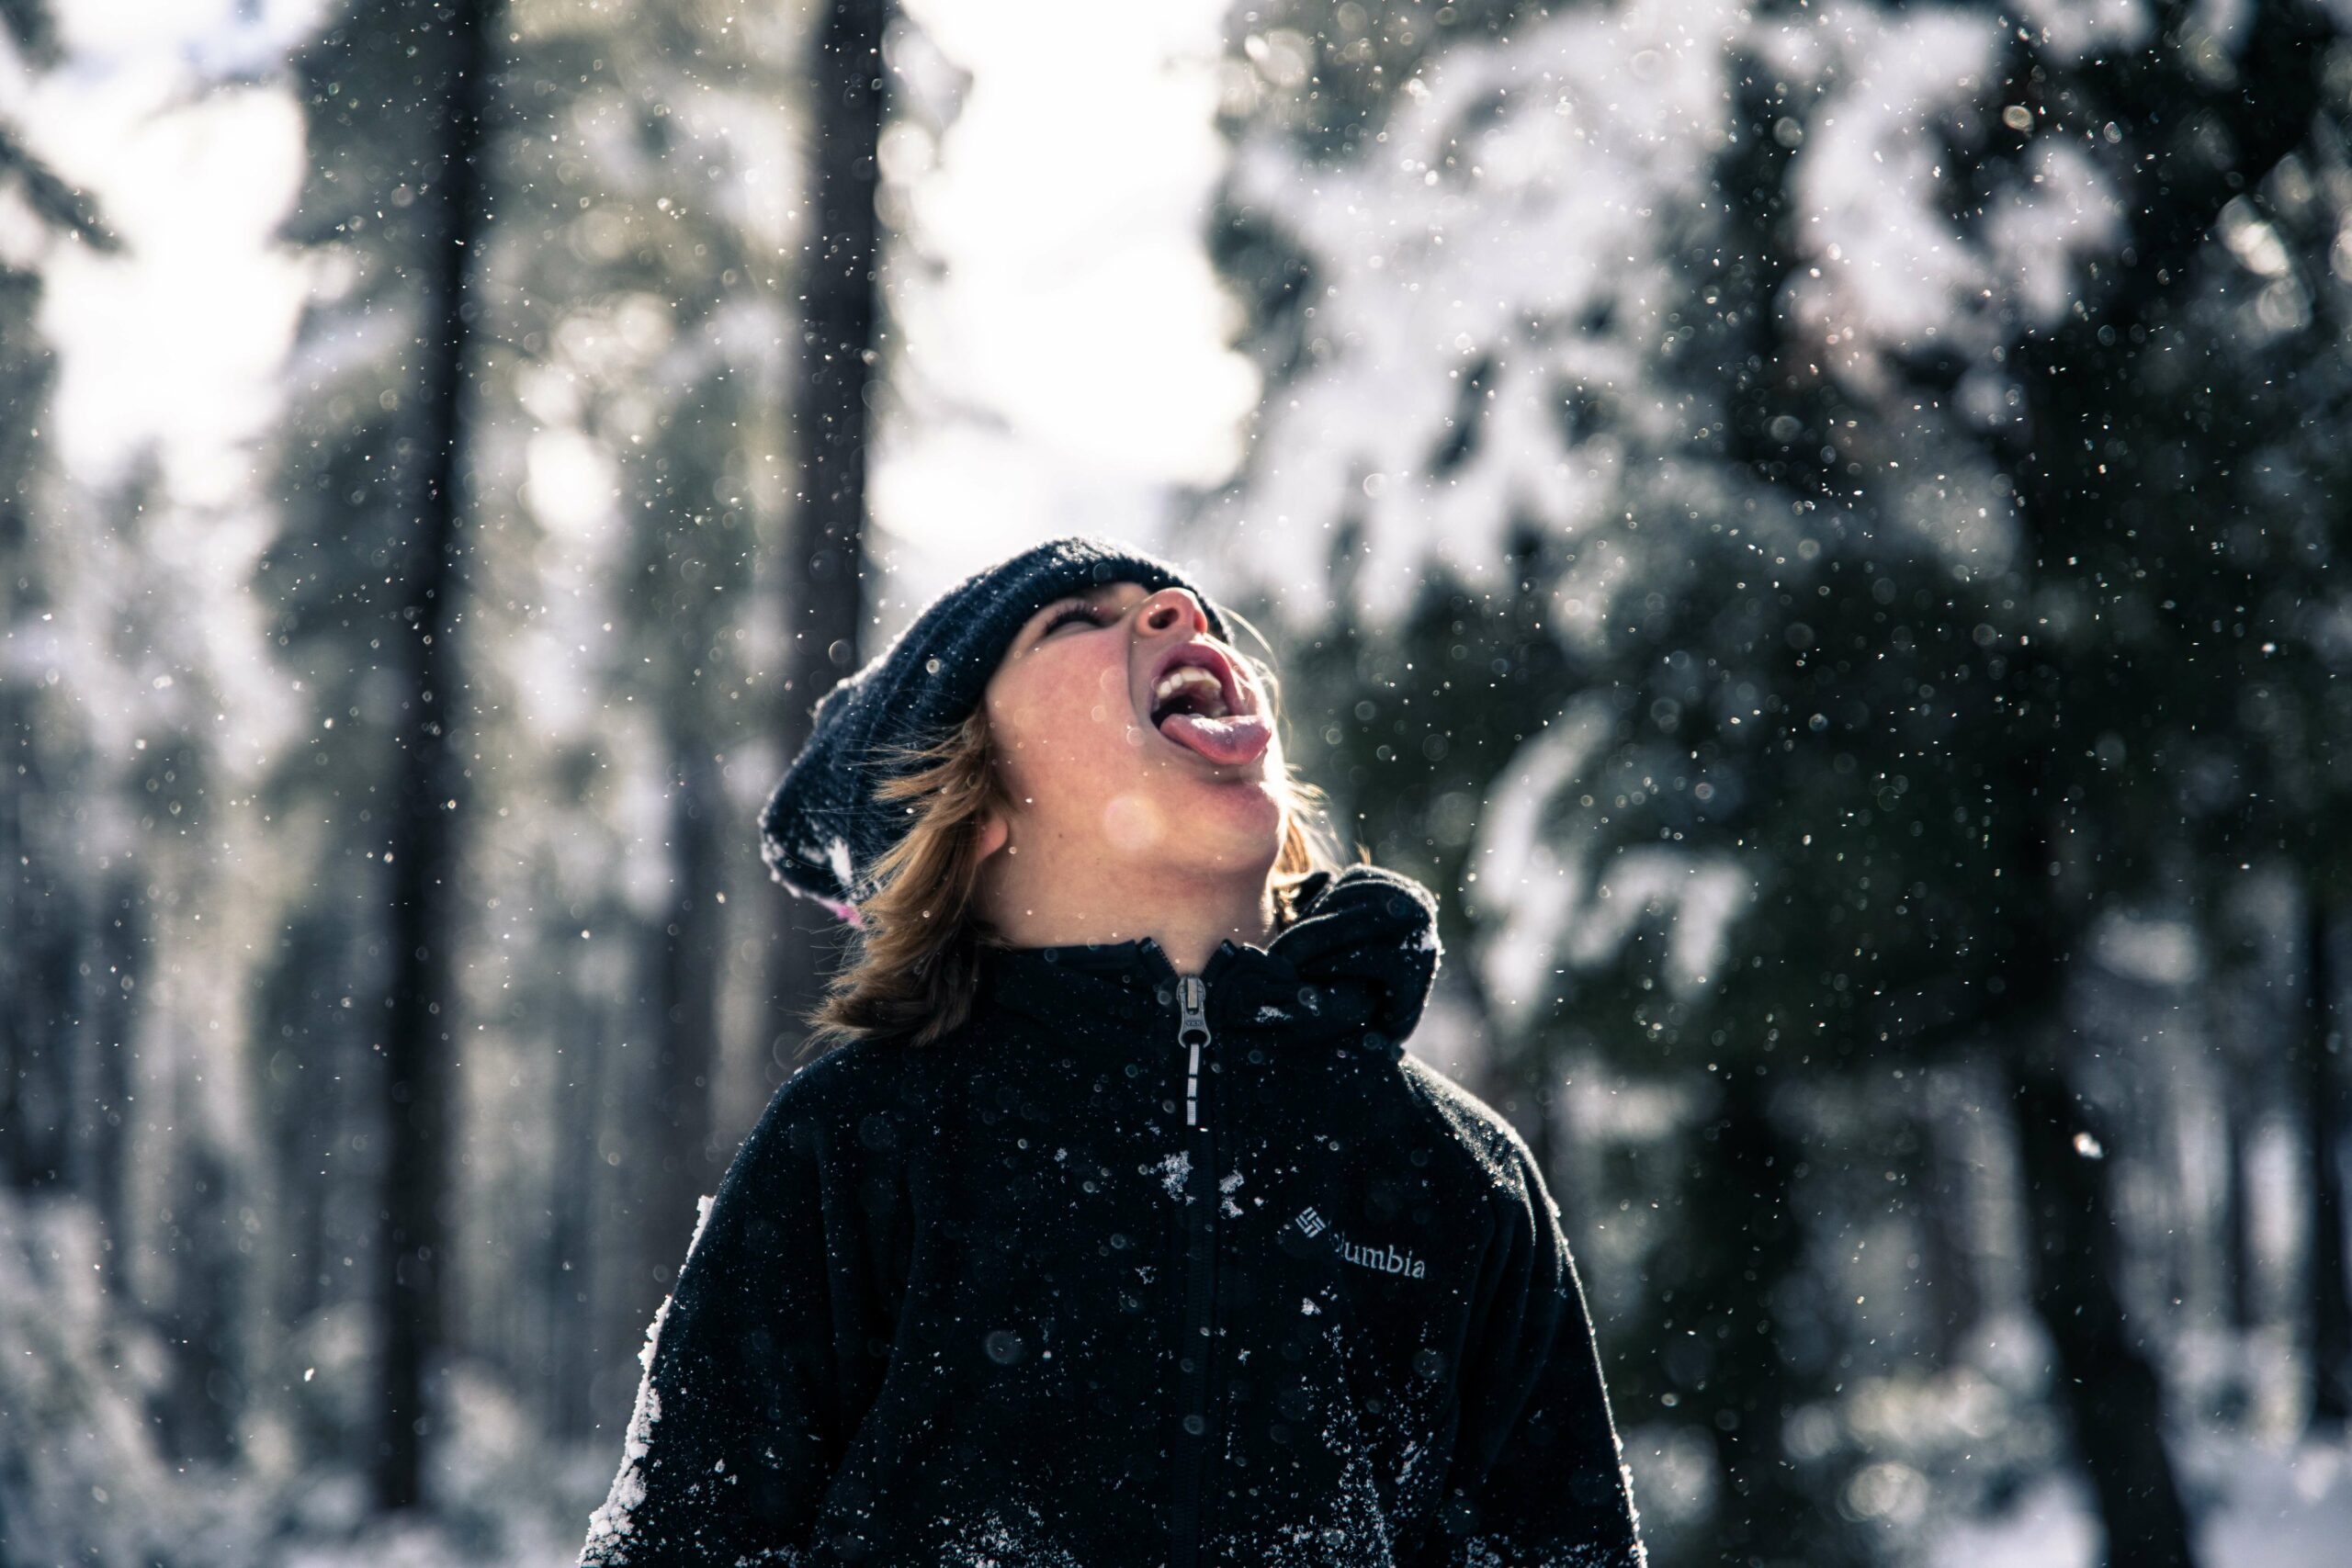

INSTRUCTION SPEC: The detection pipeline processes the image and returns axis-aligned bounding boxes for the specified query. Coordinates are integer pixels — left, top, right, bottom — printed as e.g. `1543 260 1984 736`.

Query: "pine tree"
1207 3 2347 1561
280 0 503 1512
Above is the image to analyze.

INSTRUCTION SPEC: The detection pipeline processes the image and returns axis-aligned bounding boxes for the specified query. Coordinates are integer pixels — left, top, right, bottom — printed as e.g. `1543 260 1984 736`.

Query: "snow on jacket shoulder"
578 863 1646 1568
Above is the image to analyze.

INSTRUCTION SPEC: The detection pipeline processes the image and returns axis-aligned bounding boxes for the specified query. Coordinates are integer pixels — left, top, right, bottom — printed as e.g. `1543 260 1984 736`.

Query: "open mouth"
1147 645 1272 767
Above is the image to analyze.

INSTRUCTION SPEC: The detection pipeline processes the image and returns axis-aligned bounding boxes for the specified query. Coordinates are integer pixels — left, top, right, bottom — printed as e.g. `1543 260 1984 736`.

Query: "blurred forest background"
6 0 2352 1564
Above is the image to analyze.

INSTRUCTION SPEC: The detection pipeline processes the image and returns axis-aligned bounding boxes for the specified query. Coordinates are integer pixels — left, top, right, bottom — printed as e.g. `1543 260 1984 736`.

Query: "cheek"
991 661 1145 795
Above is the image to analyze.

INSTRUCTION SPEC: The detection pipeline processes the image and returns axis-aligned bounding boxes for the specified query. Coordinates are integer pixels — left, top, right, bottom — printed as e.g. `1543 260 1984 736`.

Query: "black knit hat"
757 536 1235 923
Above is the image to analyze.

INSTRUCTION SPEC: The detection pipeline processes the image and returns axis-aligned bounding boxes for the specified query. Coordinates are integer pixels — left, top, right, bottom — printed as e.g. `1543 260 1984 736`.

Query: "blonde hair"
803 646 1348 1053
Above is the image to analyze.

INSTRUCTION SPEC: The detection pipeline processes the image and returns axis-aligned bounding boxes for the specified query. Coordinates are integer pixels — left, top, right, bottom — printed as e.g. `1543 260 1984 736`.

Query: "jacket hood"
975 863 1443 1056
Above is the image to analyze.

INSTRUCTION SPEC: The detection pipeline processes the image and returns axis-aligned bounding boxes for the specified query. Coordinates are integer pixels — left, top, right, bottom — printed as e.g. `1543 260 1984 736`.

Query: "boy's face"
976 579 1285 885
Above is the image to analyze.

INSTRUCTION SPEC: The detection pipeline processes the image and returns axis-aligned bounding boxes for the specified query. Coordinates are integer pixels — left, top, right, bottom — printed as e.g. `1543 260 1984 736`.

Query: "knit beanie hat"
757 536 1236 923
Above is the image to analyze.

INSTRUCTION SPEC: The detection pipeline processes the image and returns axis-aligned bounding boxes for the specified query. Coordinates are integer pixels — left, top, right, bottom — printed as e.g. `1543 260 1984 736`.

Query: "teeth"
1152 664 1230 718
1153 667 1219 700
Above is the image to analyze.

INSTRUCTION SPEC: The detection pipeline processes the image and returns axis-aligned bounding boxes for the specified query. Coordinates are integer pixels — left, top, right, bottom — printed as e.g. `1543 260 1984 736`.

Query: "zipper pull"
1177 976 1212 1047
1177 976 1211 1128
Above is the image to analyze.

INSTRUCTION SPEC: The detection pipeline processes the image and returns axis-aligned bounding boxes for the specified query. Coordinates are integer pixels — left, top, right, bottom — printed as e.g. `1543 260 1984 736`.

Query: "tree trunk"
2221 1039 2259 1335
0 9 113 1203
374 0 499 1513
162 1127 242 1462
763 0 888 1083
2005 1039 2197 1567
2303 886 2351 1427
0 686 76 1195
85 874 141 1297
1919 1066 1984 1365
545 982 602 1441
1690 1070 1835 1568
647 747 726 1280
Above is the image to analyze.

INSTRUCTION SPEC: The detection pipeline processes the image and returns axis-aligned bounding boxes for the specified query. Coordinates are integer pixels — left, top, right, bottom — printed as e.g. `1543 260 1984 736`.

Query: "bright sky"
12 0 1249 645
872 0 1253 641
17 0 320 503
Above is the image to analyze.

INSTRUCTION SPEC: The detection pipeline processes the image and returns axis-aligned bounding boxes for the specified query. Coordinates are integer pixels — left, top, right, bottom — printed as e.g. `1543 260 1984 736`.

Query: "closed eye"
1040 602 1111 636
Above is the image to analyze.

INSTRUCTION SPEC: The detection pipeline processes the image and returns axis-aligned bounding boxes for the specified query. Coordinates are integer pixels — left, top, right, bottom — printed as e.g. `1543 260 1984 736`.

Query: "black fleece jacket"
576 864 1645 1567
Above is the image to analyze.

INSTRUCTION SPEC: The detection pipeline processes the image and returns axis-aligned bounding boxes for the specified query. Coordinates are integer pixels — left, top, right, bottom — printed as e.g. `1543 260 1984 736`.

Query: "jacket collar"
973 864 1443 1058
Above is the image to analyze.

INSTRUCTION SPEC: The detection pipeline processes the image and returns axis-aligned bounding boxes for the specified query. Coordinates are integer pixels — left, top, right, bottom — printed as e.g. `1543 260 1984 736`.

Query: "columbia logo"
1334 1235 1427 1280
1292 1206 1426 1280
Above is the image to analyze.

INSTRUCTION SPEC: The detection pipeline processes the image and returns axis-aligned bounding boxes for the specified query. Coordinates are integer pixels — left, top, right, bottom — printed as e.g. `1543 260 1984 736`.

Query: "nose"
1138 586 1211 638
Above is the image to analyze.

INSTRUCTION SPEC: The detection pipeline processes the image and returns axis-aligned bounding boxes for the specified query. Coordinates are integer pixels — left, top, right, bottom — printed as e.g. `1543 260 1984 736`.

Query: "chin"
1170 775 1285 869
1102 768 1283 872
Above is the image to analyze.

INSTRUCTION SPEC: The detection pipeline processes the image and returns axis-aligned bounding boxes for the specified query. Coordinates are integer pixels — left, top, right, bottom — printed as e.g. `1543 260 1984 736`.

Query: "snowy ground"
241 1404 2352 1568
1927 1430 2352 1568
263 1421 2352 1568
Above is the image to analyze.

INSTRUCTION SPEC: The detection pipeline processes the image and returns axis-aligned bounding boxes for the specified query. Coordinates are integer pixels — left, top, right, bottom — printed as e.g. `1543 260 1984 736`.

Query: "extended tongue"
1160 710 1272 765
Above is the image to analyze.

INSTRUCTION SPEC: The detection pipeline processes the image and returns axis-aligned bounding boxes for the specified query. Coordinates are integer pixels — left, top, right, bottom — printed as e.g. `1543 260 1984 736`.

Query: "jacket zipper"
1179 976 1209 1127
1170 974 1216 1568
